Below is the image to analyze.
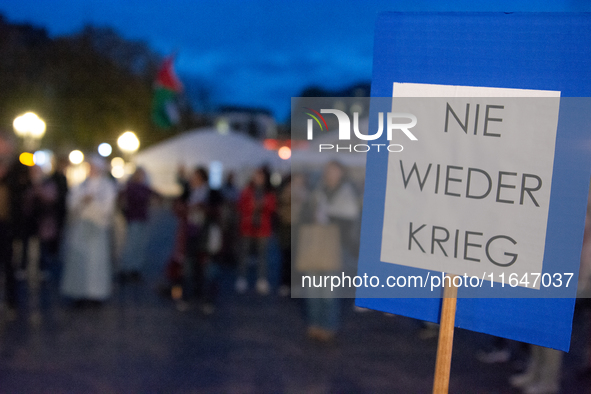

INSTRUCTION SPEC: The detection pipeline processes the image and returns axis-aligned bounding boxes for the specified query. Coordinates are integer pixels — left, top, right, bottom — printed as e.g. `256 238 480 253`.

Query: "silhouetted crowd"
1 128 591 394
0 131 68 318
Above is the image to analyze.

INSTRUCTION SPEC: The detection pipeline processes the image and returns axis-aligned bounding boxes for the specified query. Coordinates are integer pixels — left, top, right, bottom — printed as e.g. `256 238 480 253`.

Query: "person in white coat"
61 156 116 304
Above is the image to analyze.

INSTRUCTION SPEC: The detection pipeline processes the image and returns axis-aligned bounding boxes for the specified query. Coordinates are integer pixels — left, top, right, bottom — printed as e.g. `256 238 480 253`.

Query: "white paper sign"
380 83 561 288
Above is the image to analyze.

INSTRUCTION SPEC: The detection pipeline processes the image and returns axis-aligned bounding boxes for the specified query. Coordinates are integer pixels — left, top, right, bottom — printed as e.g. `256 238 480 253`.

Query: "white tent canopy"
135 128 288 196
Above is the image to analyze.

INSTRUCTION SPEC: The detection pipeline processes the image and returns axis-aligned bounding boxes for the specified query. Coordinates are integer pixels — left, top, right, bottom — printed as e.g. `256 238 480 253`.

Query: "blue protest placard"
355 12 591 351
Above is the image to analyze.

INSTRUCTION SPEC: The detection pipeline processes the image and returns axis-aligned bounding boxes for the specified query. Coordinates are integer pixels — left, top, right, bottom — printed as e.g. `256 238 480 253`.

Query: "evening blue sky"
0 1 589 121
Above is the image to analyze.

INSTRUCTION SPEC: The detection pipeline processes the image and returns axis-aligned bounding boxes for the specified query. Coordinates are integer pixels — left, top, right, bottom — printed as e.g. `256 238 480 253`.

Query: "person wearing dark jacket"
119 167 157 281
0 131 29 318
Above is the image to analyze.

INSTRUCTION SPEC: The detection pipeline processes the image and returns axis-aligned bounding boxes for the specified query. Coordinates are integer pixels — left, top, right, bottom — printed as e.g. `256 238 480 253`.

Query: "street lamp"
117 131 140 154
13 112 46 151
98 143 112 157
69 150 84 165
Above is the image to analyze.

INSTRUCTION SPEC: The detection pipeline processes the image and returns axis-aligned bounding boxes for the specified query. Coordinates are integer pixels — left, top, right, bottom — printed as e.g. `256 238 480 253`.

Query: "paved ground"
1 207 590 393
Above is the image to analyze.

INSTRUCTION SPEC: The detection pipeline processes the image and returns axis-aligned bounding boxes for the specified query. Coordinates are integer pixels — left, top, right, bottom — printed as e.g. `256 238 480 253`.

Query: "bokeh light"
98 143 112 157
69 150 84 165
117 131 140 153
111 166 125 178
278 146 291 160
111 157 125 168
19 152 35 167
33 150 48 166
13 112 46 139
33 150 54 173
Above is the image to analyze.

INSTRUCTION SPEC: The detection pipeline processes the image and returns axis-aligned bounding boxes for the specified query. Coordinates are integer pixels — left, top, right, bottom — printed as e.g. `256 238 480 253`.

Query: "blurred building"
214 106 277 140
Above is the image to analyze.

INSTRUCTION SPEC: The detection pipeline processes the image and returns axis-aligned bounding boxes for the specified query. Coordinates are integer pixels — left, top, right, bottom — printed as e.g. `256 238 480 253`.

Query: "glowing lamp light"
19 152 35 167
13 112 46 139
13 117 28 137
111 166 125 179
98 143 112 157
33 150 54 173
117 131 140 153
29 119 46 139
278 146 291 160
69 150 84 165
33 150 48 166
111 157 125 168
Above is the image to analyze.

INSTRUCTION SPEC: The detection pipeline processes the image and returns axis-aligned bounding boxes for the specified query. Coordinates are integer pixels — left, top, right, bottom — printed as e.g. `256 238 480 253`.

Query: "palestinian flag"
152 56 183 129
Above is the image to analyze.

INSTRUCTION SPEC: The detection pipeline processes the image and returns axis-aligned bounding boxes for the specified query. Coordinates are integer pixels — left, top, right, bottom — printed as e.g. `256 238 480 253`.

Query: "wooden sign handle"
433 274 458 394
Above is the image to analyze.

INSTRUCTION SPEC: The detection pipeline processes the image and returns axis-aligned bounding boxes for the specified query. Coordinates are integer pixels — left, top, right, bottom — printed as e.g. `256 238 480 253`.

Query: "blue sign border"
356 12 591 351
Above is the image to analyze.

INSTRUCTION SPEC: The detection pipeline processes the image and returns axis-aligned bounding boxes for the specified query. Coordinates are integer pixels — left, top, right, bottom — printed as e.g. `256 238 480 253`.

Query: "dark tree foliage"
47 26 160 149
0 16 197 152
0 16 52 135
